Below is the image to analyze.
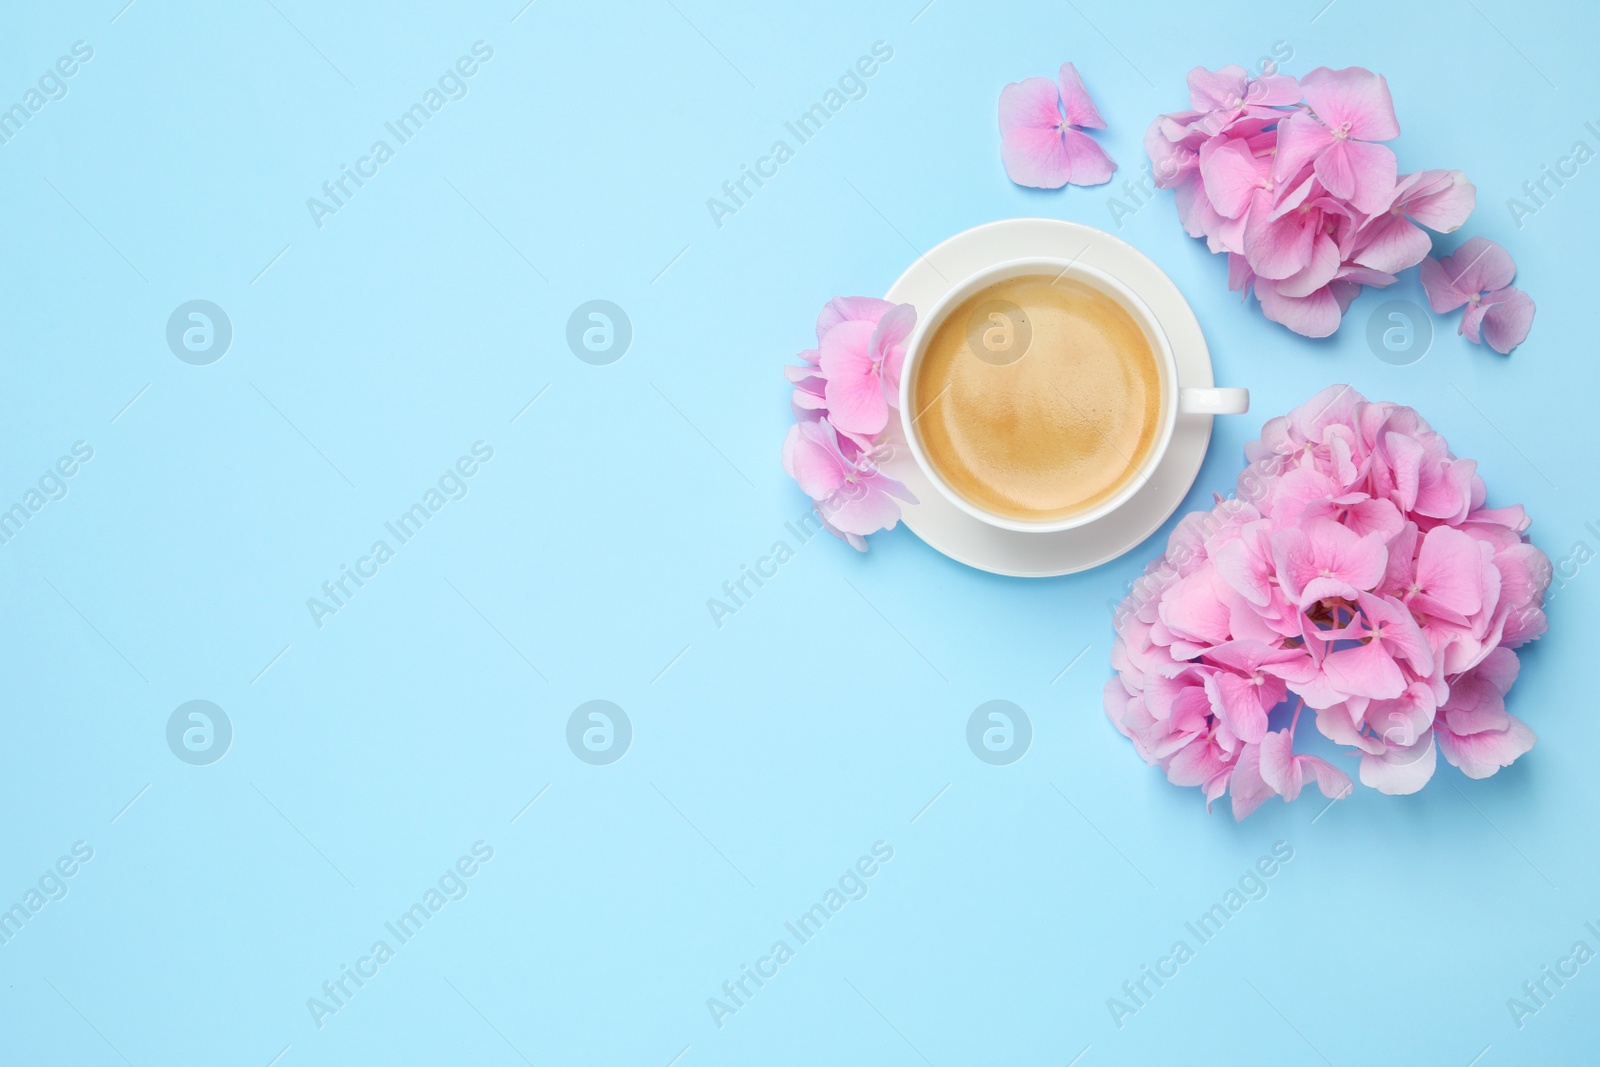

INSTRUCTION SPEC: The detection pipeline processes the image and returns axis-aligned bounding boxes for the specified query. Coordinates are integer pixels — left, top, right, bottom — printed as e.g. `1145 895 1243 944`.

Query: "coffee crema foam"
912 275 1163 521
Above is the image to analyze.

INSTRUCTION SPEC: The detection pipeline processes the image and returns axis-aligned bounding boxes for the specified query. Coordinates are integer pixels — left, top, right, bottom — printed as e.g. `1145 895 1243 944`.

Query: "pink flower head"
782 297 919 551
1273 67 1401 214
1106 387 1551 818
1145 62 1480 340
999 63 1116 189
1420 238 1535 354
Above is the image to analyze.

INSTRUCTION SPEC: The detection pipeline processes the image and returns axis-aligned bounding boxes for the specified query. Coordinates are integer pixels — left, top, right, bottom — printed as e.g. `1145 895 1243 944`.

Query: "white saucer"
883 217 1218 578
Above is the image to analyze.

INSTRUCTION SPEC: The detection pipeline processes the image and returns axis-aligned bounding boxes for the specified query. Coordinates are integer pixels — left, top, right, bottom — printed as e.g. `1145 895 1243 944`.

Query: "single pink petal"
1359 730 1437 794
1159 570 1233 647
816 297 894 340
1255 280 1345 338
869 303 917 401
1353 212 1432 274
1412 525 1484 616
1300 755 1353 802
1480 286 1535 354
1316 138 1397 215
1420 255 1471 313
1059 127 1117 186
1057 62 1106 129
1322 639 1407 701
1258 729 1303 801
1199 139 1269 218
1230 743 1278 820
1300 66 1400 142
1401 169 1476 232
1187 65 1249 112
818 320 888 436
1001 124 1071 189
1272 111 1333 184
1459 299 1490 345
1168 739 1228 787
782 421 845 500
1437 714 1536 778
1245 210 1316 280
1432 237 1517 302
1274 232 1342 298
1000 77 1070 188
1247 73 1303 107
1205 671 1270 744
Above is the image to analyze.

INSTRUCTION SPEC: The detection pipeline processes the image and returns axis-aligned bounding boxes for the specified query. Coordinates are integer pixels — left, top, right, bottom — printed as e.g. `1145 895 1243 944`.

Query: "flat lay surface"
1 1 1595 1064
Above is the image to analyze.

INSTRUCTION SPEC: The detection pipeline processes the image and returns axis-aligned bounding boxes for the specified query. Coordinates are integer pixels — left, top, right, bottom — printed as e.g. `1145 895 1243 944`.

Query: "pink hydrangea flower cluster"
782 297 917 551
1147 65 1478 339
1104 386 1552 820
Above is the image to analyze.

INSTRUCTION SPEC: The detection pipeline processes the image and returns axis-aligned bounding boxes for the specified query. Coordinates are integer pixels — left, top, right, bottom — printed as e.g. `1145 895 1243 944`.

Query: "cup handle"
1179 387 1249 415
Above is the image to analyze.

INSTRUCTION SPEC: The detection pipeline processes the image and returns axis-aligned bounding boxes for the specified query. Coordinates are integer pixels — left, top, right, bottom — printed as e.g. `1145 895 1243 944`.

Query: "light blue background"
2 1 1595 1064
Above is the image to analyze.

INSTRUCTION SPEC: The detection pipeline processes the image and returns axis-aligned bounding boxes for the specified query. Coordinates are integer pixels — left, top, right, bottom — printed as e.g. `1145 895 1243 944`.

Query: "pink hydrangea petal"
1401 169 1476 232
1057 62 1106 129
1059 127 1117 186
1229 743 1277 821
815 297 894 340
818 319 889 436
1459 299 1489 344
1480 286 1535 354
1322 639 1407 701
1353 212 1432 274
1358 730 1437 795
1414 526 1485 616
1437 714 1536 778
1435 237 1517 301
1254 280 1346 338
1300 66 1400 141
1272 111 1333 184
1275 233 1343 298
782 421 845 499
1245 211 1316 280
1187 65 1249 112
1001 124 1070 189
1316 139 1397 215
1248 73 1303 107
1000 78 1071 188
1199 138 1269 219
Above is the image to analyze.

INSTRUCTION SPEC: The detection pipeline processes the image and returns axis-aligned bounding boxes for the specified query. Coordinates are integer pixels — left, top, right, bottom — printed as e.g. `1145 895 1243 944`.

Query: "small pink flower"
782 297 919 551
999 63 1116 189
818 303 914 438
1273 66 1401 214
1419 237 1536 354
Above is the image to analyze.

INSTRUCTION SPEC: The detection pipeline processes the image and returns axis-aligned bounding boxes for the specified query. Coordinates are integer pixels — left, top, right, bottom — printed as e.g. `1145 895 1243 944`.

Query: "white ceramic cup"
898 257 1248 534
